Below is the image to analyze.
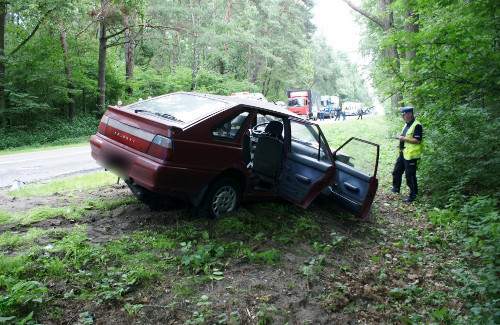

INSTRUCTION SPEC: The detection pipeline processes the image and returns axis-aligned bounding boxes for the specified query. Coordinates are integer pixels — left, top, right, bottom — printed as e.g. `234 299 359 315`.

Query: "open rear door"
329 137 379 218
279 120 335 208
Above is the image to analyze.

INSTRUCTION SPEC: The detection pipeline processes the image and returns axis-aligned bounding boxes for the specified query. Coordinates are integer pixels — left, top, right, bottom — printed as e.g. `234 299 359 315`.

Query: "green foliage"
180 241 225 274
420 106 499 204
0 280 47 322
0 115 99 151
428 193 500 324
0 0 370 134
357 0 499 203
126 67 260 104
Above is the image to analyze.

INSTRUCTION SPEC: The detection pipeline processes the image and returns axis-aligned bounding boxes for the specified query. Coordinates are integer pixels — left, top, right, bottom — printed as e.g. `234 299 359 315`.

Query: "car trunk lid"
99 106 181 155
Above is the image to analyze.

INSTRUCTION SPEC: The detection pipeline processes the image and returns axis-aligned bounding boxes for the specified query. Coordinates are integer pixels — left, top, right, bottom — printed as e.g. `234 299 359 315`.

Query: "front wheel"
199 177 241 218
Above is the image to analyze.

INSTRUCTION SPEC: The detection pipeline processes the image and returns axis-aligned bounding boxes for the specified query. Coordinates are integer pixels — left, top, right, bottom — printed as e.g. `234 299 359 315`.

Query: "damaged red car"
90 92 379 218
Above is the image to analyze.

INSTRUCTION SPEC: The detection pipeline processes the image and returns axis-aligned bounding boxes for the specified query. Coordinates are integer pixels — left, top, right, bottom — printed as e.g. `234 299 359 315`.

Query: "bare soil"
0 184 465 324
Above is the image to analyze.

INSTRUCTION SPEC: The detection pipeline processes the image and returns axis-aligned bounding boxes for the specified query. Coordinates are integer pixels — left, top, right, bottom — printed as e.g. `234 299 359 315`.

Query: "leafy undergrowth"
0 183 497 324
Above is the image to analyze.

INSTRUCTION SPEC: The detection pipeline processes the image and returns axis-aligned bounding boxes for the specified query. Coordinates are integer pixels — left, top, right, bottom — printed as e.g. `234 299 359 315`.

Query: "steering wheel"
252 122 270 136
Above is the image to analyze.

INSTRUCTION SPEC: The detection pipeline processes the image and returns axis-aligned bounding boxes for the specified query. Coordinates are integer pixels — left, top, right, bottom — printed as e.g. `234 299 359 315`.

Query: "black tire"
199 177 241 218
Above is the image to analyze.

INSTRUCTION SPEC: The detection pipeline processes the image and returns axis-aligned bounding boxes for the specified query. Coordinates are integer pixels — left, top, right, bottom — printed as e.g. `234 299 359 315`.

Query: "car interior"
251 120 285 189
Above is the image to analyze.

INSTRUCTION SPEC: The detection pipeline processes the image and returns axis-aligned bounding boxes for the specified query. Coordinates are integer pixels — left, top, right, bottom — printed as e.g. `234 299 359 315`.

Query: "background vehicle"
90 92 379 219
320 96 332 118
342 101 364 116
286 89 321 119
231 92 268 102
320 95 340 119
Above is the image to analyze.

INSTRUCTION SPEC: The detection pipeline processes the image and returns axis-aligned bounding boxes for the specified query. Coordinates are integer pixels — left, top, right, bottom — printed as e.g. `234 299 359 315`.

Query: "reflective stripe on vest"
401 120 423 160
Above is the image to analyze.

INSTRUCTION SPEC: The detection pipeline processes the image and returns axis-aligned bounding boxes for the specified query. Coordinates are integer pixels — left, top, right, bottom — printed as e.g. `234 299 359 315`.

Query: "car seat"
252 121 284 188
264 120 283 140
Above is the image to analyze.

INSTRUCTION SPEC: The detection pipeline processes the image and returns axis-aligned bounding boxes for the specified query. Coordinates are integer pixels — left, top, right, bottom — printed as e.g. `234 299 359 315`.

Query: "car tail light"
98 115 109 134
147 135 173 161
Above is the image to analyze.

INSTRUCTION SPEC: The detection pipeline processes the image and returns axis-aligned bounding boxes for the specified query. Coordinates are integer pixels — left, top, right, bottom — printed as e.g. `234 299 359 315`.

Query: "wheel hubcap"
212 185 236 215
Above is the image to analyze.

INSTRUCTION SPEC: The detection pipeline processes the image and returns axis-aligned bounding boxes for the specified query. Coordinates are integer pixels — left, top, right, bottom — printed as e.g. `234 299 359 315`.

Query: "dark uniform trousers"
392 153 419 198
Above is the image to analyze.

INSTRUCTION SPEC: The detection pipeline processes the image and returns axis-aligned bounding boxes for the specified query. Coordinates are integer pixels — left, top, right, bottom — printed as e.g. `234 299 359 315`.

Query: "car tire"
199 177 241 218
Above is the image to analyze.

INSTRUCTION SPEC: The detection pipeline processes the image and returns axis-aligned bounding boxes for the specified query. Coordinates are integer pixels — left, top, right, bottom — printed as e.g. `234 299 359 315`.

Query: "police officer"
391 107 423 202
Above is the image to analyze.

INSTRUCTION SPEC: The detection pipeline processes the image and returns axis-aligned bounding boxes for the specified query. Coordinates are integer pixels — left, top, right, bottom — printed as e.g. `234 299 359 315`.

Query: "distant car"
231 92 268 102
275 101 286 107
90 92 379 218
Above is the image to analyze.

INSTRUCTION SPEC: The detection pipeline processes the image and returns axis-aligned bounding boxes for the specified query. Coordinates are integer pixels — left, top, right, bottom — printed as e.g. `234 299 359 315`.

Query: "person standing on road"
390 107 423 202
357 107 363 120
319 105 325 121
312 105 318 121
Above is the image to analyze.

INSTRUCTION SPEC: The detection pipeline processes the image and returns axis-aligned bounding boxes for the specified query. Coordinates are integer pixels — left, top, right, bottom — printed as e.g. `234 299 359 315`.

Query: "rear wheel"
199 177 241 218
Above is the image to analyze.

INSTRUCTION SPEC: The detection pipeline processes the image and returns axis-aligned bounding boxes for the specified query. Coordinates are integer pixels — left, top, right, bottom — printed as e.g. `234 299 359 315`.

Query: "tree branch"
138 23 189 34
10 8 55 55
340 0 386 29
76 19 96 38
105 27 127 40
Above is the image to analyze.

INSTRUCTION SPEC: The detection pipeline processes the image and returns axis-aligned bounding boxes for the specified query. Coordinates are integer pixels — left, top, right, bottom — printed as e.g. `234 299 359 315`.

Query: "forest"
0 0 369 125
0 0 498 323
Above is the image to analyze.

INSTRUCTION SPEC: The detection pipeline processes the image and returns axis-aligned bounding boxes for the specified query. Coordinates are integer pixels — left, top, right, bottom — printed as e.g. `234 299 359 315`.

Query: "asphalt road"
0 145 101 190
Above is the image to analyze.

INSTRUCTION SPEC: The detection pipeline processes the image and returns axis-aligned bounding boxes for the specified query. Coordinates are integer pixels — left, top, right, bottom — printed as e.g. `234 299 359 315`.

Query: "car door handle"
344 182 359 193
295 174 311 184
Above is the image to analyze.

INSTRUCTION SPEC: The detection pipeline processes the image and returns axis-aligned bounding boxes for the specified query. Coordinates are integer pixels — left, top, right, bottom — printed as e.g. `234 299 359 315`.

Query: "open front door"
329 137 379 218
279 120 335 208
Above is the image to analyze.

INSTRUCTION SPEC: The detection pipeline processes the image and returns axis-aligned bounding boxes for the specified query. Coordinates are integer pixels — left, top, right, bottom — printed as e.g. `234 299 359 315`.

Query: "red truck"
286 89 321 119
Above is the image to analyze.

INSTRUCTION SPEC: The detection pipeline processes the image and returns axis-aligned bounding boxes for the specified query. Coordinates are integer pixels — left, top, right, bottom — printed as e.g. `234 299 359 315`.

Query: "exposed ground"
0 183 468 324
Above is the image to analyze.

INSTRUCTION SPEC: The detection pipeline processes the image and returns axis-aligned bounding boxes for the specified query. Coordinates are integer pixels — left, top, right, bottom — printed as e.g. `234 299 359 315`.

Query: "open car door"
278 119 335 208
329 137 379 218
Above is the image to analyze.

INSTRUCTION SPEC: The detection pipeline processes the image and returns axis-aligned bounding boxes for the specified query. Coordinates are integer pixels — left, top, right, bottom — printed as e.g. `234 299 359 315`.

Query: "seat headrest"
264 121 283 137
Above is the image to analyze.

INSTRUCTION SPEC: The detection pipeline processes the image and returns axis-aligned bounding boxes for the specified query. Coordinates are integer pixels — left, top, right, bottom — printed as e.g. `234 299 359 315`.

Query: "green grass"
6 171 117 197
0 139 91 156
0 117 496 324
0 228 49 250
0 197 139 227
0 206 70 226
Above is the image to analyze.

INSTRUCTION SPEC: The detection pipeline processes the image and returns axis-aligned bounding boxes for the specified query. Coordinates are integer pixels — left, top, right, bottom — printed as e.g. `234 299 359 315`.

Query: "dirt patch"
0 185 467 324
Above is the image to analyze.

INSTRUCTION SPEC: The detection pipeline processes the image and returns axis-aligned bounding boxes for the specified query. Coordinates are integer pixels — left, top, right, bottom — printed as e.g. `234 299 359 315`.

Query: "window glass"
212 111 250 140
288 98 305 107
290 121 330 162
127 93 229 124
335 140 378 176
252 113 284 138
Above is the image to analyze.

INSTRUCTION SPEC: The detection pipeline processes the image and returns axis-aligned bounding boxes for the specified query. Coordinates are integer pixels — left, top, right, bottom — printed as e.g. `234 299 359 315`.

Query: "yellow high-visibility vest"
401 120 423 160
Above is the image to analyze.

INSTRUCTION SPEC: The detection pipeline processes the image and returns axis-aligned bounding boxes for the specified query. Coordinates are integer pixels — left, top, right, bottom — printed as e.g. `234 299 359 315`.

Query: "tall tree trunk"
58 19 76 120
250 1 290 85
247 43 252 79
173 31 180 69
404 3 420 94
342 0 403 107
189 0 199 91
404 8 418 61
251 55 263 84
224 0 231 53
97 2 107 111
0 2 6 114
217 0 232 75
124 14 137 96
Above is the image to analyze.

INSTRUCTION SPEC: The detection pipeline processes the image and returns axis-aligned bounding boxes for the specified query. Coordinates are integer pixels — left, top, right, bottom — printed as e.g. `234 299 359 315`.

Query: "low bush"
0 115 99 151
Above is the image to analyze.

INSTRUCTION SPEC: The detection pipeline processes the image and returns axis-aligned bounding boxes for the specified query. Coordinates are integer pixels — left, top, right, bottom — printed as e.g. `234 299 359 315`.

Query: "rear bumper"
90 134 215 198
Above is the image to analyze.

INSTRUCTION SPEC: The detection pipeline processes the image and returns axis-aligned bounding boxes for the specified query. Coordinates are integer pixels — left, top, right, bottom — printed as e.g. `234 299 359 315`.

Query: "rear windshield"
127 93 229 124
